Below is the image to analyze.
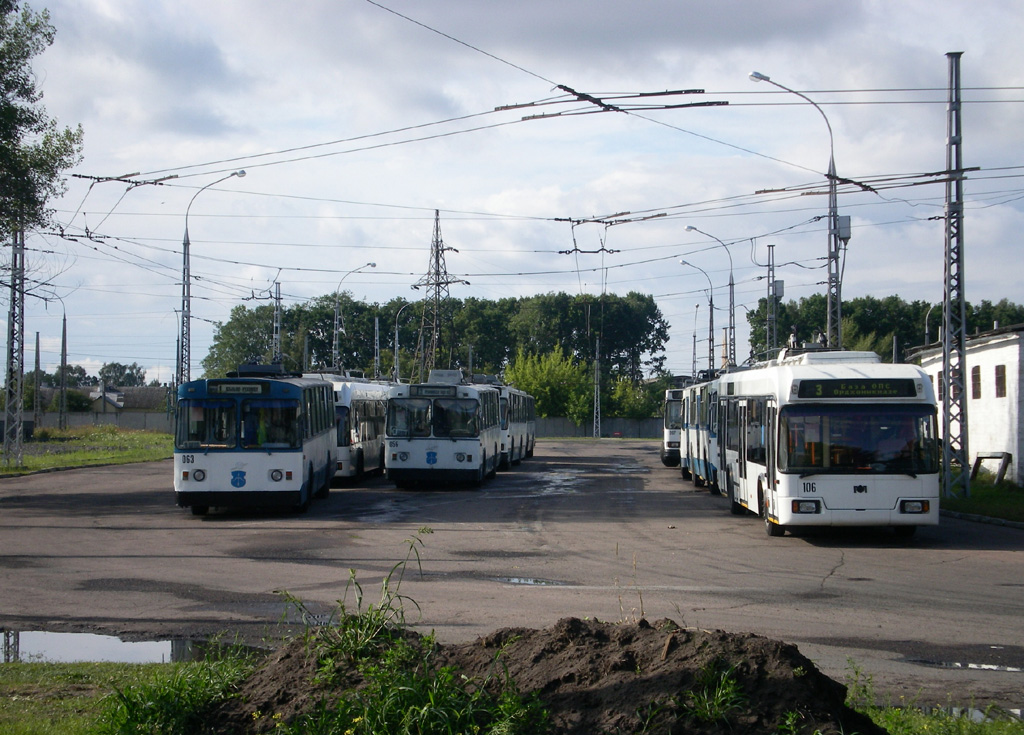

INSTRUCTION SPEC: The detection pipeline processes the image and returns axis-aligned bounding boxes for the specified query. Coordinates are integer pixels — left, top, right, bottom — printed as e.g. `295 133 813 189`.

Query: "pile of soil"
211 617 886 735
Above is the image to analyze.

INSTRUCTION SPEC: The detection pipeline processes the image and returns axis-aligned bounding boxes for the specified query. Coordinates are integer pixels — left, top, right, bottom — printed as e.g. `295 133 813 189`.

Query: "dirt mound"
213 617 886 735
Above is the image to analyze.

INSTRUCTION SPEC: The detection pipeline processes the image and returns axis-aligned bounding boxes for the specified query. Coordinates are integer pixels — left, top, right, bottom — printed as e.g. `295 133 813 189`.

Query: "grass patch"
0 425 172 476
942 474 1024 523
847 659 1024 735
0 661 168 735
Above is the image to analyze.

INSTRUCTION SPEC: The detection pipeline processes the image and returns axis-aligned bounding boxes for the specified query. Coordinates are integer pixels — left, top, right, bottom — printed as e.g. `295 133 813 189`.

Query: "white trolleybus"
385 370 501 487
174 365 335 515
305 373 390 482
710 348 940 537
492 379 536 470
661 388 684 467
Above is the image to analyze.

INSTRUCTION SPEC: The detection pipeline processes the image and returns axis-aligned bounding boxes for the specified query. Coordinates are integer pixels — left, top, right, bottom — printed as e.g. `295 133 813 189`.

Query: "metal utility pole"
59 313 67 430
4 229 26 466
766 244 778 354
942 51 970 498
592 336 601 438
413 211 466 381
272 281 282 365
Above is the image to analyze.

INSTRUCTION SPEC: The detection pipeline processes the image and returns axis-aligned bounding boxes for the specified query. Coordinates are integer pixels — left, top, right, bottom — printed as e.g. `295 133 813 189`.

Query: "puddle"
493 576 569 586
1 630 254 664
907 658 1024 673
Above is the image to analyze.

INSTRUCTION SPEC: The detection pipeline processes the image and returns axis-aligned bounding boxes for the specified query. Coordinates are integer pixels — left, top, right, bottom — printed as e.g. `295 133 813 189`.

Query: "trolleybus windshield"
779 403 938 475
176 400 236 450
240 399 300 449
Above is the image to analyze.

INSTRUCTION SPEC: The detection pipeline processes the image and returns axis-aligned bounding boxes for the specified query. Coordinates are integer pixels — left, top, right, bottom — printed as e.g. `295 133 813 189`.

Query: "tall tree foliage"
0 0 82 238
745 294 1024 363
504 346 591 423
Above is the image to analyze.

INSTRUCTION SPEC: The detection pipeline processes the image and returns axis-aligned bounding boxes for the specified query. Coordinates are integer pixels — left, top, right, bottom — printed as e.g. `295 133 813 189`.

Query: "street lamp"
680 259 714 373
393 301 414 382
750 70 847 349
686 225 735 367
332 262 376 371
179 169 246 385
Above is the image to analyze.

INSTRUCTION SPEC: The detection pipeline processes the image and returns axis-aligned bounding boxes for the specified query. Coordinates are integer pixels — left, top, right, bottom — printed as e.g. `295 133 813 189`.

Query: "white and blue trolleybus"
174 365 336 515
385 370 501 487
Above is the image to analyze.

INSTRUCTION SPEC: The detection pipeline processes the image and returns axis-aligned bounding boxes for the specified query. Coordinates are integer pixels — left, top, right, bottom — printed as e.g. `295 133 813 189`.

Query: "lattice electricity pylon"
942 52 970 499
4 229 26 466
412 210 465 382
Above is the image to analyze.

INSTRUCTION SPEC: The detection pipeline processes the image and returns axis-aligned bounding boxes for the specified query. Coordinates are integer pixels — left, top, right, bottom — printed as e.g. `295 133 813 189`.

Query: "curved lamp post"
686 225 735 367
750 70 843 348
681 259 714 372
332 262 376 371
179 170 246 384
393 301 414 382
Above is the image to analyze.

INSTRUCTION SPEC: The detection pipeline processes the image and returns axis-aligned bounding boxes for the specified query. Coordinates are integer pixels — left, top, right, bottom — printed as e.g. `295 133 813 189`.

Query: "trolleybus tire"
191 505 209 517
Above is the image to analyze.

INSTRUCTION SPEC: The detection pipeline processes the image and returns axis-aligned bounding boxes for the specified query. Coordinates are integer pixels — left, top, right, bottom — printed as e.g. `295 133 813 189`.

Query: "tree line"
745 294 1024 363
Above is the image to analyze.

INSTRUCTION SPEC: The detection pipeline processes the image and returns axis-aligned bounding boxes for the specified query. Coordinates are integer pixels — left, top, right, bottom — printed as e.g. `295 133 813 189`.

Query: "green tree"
504 346 590 423
608 376 661 419
202 304 275 377
98 361 146 387
0 0 83 239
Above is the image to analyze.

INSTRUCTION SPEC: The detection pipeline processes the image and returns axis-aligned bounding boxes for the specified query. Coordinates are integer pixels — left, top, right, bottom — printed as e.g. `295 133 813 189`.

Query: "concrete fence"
31 412 660 439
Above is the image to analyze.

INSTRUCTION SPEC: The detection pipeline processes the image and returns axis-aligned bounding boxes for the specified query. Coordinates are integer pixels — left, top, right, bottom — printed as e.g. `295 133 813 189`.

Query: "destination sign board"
796 378 917 399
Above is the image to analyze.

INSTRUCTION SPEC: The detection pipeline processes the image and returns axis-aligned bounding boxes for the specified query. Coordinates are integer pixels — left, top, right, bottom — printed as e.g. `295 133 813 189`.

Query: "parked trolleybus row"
663 346 941 537
173 365 536 515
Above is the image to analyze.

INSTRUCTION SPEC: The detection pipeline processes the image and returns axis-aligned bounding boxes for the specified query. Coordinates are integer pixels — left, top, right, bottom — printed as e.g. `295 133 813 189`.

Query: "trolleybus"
497 382 536 469
661 388 683 467
385 370 501 487
305 373 390 481
174 365 335 515
702 348 940 536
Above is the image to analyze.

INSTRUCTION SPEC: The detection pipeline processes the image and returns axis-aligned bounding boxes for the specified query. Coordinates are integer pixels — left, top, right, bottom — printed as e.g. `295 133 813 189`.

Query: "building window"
971 366 981 399
995 365 1006 398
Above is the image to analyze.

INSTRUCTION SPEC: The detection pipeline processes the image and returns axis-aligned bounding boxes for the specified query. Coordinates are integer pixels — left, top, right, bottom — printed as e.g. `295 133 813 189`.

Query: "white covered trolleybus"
385 370 501 487
174 365 335 515
305 373 391 481
692 348 940 537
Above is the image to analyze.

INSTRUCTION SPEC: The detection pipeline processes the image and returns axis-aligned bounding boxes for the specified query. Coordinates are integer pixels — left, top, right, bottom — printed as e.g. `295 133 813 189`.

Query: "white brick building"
916 324 1023 485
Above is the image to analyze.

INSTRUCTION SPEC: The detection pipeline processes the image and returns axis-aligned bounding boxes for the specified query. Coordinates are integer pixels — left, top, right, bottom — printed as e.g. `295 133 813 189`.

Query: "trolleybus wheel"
191 505 209 517
760 486 785 537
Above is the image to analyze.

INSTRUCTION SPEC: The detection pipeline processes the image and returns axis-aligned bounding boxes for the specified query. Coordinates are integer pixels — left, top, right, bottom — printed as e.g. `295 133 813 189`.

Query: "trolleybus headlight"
191 469 206 482
455 452 466 462
270 469 284 482
398 452 409 462
792 499 820 514
900 499 929 514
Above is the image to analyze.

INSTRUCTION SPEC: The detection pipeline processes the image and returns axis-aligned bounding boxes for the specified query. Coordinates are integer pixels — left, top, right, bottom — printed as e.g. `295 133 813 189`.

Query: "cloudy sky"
12 0 1024 384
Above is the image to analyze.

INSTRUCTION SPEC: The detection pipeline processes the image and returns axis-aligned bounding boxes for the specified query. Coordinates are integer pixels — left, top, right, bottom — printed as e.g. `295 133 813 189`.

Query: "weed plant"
278 528 550 735
96 650 255 735
683 659 746 724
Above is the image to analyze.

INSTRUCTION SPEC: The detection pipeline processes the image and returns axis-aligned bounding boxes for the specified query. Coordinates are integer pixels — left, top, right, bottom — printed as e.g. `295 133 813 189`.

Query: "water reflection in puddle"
493 576 569 586
2 630 244 664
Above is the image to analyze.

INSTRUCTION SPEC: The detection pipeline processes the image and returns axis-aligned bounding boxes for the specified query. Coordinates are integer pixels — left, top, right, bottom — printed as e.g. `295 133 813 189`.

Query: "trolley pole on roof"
942 51 970 499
